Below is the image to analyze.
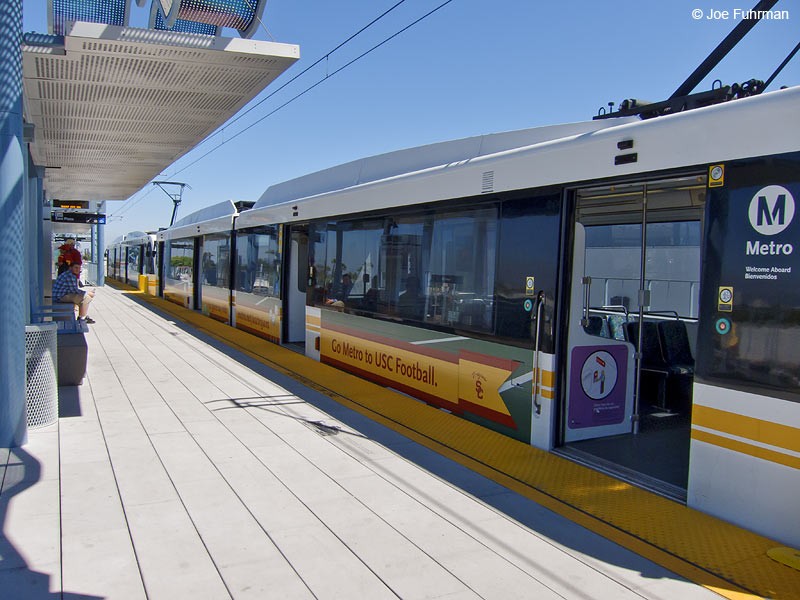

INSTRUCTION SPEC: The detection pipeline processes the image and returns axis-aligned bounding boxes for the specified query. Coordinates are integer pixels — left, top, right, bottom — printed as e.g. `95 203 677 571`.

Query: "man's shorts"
58 292 92 307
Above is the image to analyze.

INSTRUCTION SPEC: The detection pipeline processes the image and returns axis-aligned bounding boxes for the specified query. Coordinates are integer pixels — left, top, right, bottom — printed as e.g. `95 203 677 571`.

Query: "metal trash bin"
25 323 59 428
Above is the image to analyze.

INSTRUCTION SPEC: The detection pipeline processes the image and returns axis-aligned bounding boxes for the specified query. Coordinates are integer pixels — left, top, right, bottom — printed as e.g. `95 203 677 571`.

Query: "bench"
33 304 88 386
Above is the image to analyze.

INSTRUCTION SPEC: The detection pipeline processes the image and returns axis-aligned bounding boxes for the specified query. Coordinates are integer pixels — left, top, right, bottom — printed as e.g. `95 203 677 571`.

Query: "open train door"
561 176 706 495
563 216 635 444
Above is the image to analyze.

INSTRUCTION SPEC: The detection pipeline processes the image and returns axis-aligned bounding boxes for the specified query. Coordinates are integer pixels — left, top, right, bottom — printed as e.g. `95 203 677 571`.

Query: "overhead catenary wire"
183 0 409 155
109 186 156 220
165 0 456 180
112 0 411 219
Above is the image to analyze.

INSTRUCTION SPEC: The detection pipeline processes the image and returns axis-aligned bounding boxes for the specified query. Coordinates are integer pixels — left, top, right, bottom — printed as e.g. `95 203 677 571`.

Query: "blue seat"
607 315 627 340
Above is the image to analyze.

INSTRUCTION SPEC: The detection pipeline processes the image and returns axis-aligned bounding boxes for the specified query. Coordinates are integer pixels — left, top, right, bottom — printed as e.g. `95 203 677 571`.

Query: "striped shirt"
53 270 83 301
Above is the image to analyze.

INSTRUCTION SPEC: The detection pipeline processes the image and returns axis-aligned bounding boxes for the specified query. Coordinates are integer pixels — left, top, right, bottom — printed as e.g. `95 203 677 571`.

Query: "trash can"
25 323 58 428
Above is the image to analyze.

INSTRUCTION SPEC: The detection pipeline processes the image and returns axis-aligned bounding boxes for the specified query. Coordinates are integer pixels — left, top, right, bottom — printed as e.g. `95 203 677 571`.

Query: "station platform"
1 285 797 599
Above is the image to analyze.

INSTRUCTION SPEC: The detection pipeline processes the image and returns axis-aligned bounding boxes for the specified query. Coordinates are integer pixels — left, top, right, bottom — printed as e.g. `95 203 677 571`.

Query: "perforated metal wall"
176 0 253 30
153 5 218 35
25 323 58 429
50 0 129 35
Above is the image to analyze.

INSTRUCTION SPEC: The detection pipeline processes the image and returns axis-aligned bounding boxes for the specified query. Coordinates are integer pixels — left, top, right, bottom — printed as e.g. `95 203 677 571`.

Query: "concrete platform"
1 286 733 599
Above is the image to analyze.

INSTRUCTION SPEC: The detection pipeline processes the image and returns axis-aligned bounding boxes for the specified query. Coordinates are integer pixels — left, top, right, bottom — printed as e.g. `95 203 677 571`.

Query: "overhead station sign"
52 200 89 209
51 211 106 224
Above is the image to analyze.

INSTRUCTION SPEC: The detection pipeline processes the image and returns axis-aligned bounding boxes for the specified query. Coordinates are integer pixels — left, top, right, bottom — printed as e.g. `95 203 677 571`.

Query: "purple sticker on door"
568 345 628 428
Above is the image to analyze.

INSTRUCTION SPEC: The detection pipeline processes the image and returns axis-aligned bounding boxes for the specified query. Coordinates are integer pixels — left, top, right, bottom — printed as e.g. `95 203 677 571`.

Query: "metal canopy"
22 21 299 202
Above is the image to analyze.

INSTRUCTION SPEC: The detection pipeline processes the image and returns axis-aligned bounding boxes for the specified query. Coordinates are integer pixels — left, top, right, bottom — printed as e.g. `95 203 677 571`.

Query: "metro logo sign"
748 185 795 236
745 185 795 256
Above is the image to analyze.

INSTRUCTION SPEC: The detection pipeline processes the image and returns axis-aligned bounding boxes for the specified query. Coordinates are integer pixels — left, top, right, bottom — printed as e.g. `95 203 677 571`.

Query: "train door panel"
284 225 309 344
192 237 201 311
157 240 165 297
564 223 635 442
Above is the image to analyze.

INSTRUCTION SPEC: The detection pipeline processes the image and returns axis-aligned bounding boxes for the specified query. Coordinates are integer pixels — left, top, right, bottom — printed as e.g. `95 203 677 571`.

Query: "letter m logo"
757 194 785 227
749 185 795 236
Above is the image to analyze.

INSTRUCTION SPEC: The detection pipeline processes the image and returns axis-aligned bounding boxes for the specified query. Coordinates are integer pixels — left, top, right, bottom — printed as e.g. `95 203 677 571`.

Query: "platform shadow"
0 444 103 599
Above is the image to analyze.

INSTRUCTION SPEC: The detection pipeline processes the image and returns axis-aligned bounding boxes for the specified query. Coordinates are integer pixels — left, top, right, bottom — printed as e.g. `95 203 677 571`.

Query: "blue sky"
22 0 799 242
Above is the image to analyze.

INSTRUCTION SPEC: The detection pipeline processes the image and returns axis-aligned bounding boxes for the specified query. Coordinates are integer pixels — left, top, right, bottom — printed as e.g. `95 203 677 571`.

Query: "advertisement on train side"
696 152 800 402
235 294 282 343
200 286 231 324
317 312 534 439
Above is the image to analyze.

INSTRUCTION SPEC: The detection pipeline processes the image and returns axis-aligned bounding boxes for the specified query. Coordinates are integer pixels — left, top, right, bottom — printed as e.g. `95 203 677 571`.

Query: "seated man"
53 262 96 324
325 273 353 307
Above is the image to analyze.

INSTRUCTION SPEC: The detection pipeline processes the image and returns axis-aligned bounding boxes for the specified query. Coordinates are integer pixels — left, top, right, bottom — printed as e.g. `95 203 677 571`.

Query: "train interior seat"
623 321 669 410
657 321 695 375
623 319 695 412
657 320 695 408
584 315 610 337
607 315 627 340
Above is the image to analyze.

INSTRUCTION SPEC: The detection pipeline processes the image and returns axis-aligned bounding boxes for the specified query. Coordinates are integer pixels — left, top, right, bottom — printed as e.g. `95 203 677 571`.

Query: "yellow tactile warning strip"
111 283 800 599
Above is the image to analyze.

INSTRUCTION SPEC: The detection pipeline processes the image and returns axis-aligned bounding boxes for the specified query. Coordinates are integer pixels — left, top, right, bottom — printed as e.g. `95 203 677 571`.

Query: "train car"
106 235 124 281
157 86 799 547
106 231 158 287
123 231 158 288
157 200 248 323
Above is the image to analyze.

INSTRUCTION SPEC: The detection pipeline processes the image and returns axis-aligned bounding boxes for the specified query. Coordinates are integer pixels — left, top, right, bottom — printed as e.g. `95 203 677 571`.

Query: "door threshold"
282 341 305 356
554 446 688 503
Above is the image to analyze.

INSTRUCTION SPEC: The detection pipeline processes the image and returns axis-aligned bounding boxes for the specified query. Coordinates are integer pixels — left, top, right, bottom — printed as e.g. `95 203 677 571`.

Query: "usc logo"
472 371 487 400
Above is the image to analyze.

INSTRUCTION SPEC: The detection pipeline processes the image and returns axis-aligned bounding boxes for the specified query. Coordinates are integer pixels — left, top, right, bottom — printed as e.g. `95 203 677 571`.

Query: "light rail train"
107 231 158 289
108 85 800 548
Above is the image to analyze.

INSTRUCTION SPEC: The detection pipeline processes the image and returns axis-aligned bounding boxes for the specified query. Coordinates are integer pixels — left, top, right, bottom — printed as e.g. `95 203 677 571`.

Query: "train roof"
121 231 152 246
235 85 799 230
251 119 639 211
159 199 240 241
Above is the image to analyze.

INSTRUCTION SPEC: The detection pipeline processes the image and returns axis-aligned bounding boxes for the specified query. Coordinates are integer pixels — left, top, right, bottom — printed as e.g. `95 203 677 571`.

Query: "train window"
200 233 232 322
167 239 194 283
583 220 702 319
201 234 231 289
127 246 141 285
314 218 384 307
235 226 281 298
312 206 497 335
417 207 497 332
